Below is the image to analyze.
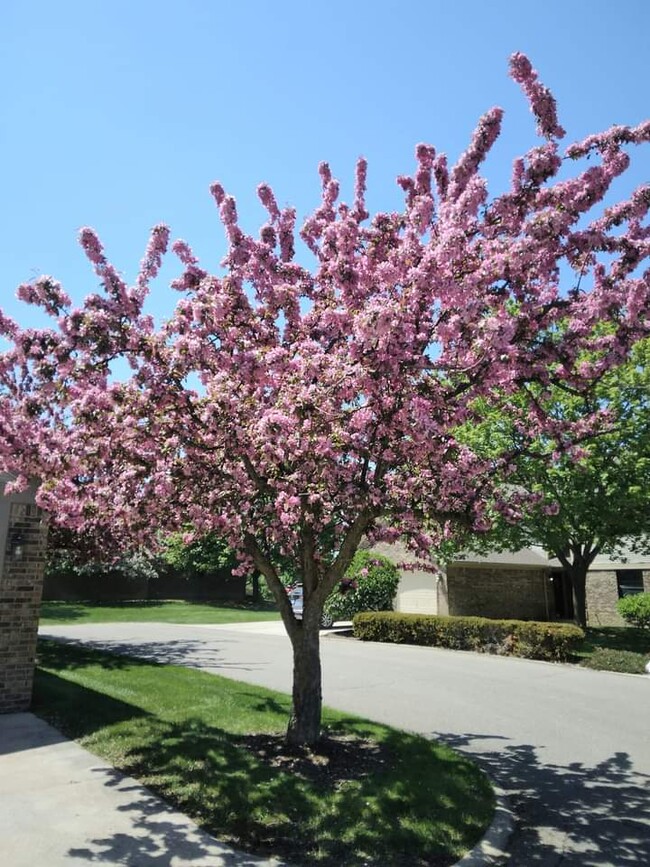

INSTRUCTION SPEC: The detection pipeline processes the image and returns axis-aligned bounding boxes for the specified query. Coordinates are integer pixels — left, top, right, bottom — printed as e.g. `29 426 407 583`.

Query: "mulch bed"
239 730 391 788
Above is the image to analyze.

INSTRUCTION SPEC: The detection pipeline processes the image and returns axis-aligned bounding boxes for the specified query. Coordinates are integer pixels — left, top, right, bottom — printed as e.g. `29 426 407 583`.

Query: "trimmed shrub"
324 552 400 621
353 611 584 661
581 648 650 674
617 593 650 629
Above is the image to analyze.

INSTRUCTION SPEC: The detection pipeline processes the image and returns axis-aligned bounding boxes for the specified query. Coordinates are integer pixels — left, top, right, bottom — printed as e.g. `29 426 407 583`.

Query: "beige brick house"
373 540 650 626
581 551 650 626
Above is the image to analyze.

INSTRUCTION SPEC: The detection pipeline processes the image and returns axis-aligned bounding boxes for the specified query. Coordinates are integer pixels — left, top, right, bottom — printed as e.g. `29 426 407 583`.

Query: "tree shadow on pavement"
39 634 267 673
65 765 285 866
65 717 487 867
432 731 650 866
38 638 155 671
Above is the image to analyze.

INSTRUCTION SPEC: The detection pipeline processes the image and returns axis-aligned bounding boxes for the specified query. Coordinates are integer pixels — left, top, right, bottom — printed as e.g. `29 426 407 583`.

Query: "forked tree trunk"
286 614 323 747
245 512 373 747
556 546 596 631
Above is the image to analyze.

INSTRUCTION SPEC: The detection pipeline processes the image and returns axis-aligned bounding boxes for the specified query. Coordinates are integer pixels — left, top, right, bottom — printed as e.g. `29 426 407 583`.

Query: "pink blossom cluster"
509 52 566 140
449 107 504 200
16 277 71 316
136 224 170 296
566 120 650 160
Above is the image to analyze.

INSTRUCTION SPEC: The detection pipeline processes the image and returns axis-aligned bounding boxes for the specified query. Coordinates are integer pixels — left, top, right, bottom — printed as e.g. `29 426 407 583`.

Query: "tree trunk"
243 514 374 747
251 570 261 603
555 543 600 631
567 563 588 629
286 615 322 747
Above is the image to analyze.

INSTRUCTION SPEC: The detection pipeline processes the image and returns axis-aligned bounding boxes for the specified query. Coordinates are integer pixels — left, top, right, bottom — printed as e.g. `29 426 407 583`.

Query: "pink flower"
137 224 170 293
209 182 225 206
449 107 504 199
509 52 565 140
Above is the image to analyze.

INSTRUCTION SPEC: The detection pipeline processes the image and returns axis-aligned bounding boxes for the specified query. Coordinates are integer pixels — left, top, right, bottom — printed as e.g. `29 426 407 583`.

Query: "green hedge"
353 612 585 661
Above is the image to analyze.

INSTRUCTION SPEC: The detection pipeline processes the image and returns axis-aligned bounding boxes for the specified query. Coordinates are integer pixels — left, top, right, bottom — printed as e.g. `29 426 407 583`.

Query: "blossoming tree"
1 54 649 743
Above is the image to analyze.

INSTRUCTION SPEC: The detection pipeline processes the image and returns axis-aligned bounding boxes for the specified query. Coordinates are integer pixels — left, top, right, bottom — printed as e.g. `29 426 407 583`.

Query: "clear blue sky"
2 0 649 326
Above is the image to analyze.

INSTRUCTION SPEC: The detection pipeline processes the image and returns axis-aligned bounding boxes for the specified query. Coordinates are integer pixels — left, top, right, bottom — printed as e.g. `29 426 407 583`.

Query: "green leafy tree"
161 531 237 577
457 339 650 628
324 552 400 622
161 530 263 599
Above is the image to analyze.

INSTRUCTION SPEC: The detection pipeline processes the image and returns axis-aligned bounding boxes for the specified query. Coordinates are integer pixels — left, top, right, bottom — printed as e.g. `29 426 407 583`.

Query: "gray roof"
589 549 650 570
453 547 561 569
455 544 650 571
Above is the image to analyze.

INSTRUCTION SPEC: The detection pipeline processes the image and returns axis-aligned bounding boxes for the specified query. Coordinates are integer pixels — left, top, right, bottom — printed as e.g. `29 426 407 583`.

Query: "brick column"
0 484 48 713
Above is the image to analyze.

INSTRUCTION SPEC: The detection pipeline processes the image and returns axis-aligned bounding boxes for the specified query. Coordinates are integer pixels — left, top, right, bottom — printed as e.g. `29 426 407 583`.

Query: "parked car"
287 586 334 629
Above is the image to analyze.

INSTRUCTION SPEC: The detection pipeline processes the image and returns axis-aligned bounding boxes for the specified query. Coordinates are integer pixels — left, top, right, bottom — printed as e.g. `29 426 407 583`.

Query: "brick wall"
447 565 552 621
0 499 48 713
587 569 650 627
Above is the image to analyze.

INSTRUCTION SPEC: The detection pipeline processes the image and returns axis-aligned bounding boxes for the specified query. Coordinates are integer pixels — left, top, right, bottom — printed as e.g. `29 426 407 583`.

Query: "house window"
616 570 644 598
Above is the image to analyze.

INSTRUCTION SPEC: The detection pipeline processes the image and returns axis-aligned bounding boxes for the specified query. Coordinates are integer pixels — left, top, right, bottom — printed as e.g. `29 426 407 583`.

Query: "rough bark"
286 612 322 746
251 570 261 603
244 515 376 746
556 543 597 630
568 564 588 629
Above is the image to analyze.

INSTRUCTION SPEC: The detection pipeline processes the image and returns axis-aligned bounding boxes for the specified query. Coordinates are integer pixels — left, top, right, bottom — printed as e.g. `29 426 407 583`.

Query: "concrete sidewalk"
0 713 284 867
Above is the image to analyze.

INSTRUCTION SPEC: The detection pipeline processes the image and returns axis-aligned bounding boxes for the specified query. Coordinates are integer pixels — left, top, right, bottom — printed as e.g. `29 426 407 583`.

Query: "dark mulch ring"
225 731 464 867
229 731 411 866
239 730 391 788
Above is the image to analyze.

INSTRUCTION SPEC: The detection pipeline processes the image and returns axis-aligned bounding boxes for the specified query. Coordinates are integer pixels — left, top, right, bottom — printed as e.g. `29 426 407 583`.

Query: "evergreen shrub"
353 611 584 661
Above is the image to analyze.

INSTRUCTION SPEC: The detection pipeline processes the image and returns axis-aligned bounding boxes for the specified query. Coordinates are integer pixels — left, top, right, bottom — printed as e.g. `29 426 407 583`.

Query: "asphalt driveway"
39 621 650 866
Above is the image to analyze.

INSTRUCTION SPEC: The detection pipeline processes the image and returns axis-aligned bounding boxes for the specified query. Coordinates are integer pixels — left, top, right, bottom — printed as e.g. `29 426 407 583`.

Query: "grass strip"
34 639 494 866
39 599 280 625
575 627 650 674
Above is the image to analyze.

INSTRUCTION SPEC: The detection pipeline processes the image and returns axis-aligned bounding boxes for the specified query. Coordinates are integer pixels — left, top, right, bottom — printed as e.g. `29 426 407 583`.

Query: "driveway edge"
454 786 514 866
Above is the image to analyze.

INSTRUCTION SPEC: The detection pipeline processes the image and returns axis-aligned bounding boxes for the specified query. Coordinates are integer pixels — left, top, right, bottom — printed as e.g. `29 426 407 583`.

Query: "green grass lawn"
575 626 650 674
39 599 281 626
33 639 494 866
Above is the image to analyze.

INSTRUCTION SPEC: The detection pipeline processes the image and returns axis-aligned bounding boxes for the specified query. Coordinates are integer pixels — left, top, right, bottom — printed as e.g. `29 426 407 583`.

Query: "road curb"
453 786 514 866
